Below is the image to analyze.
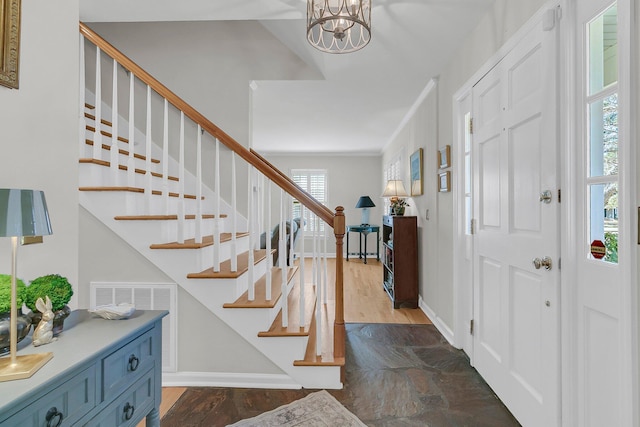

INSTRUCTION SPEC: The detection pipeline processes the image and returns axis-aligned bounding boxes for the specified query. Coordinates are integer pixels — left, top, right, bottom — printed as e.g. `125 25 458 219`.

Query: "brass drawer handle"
123 402 135 420
46 407 64 427
128 354 140 371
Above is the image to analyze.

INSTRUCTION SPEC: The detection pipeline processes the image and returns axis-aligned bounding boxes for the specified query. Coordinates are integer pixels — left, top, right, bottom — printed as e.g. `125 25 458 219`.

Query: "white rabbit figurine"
32 296 57 347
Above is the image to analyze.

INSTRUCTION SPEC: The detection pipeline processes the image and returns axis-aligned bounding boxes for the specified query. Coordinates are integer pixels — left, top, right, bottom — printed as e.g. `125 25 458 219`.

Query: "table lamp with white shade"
381 180 408 215
0 189 54 382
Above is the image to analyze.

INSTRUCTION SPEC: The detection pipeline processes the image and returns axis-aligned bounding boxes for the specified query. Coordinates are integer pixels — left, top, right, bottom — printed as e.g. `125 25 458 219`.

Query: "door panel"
472 13 560 427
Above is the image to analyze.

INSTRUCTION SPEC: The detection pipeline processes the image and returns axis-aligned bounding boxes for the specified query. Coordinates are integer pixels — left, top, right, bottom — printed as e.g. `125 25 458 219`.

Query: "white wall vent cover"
90 282 177 372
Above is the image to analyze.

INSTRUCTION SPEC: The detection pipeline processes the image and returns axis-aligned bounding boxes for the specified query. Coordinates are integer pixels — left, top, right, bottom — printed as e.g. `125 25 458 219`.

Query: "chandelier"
307 0 371 54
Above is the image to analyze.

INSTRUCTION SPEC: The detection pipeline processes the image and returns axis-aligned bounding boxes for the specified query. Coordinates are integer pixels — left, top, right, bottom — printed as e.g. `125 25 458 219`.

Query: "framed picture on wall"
438 171 451 192
410 148 423 196
0 0 22 89
438 145 451 169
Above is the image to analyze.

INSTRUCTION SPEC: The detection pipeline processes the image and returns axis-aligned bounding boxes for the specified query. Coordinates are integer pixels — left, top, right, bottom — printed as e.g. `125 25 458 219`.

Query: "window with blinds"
291 169 327 232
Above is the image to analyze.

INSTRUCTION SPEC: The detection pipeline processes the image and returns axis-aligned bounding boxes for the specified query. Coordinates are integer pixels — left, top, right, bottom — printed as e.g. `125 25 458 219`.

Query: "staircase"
78 23 346 389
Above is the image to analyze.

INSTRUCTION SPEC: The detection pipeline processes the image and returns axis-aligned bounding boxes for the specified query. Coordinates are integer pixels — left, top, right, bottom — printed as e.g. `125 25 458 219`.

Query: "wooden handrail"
250 149 334 220
80 22 334 228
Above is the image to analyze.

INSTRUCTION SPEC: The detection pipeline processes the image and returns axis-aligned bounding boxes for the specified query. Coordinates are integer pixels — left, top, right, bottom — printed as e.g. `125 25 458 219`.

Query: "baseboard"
162 371 302 389
419 297 459 348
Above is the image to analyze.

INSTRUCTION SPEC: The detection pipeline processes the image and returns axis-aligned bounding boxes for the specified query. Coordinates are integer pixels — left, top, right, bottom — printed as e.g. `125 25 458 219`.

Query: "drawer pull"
123 402 135 421
128 354 140 371
46 407 64 427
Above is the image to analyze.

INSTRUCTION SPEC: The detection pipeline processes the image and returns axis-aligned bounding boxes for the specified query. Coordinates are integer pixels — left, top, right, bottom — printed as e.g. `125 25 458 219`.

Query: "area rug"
227 390 367 426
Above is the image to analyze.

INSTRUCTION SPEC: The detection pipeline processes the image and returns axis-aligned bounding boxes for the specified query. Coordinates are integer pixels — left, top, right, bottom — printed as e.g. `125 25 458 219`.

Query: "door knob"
539 190 552 204
532 256 552 270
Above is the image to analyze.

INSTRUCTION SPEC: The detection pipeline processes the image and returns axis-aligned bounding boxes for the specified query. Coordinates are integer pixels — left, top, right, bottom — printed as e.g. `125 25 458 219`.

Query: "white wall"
263 154 383 256
0 1 79 301
381 0 549 336
79 207 283 374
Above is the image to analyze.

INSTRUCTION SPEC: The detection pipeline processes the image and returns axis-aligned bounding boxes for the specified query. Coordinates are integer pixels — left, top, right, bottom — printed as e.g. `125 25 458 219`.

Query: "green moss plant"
25 274 74 312
0 274 27 314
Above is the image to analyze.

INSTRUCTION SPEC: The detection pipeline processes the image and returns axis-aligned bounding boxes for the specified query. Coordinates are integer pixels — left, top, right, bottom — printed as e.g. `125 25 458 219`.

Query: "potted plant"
26 274 73 337
390 198 409 216
0 274 31 354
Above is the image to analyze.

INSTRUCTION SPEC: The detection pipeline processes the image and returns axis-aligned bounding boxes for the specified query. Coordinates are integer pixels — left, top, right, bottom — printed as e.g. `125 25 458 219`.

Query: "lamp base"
0 352 53 382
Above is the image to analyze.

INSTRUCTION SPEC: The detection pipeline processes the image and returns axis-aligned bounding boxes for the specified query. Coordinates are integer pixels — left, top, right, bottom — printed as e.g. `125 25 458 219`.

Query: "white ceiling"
80 0 495 154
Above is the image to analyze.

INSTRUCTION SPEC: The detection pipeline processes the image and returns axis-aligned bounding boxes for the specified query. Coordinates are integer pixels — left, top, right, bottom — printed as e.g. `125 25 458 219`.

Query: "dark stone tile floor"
162 323 521 426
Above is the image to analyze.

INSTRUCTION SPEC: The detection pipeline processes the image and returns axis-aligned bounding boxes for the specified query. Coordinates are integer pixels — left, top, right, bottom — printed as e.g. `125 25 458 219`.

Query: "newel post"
333 206 346 360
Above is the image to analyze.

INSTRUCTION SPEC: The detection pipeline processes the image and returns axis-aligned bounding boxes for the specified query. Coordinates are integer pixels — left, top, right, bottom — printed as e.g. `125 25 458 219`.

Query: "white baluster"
177 112 185 244
298 204 305 328
323 222 329 304
280 189 288 328
162 99 169 214
265 180 272 300
195 125 203 244
127 72 135 187
315 217 322 357
78 34 86 157
289 195 295 267
93 46 102 160
145 85 152 214
110 59 119 184
230 152 238 272
213 138 221 273
247 165 255 301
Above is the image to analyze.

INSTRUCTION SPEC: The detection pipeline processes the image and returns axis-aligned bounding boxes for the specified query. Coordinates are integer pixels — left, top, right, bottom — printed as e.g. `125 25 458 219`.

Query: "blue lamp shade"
355 196 376 209
0 189 53 238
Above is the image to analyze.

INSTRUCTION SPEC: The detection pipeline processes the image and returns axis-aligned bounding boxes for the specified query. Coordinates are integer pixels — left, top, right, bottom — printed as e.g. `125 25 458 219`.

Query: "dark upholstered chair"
259 218 303 266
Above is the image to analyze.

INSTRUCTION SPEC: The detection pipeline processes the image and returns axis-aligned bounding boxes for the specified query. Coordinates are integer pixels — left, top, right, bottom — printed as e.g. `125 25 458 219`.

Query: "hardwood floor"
342 258 430 324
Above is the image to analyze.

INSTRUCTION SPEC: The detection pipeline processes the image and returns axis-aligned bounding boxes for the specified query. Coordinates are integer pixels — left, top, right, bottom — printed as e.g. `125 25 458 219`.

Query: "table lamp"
355 196 375 225
0 189 54 382
382 180 409 214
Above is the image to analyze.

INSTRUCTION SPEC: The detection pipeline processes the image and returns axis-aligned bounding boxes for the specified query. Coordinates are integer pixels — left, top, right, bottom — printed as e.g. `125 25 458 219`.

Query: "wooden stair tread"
85 103 95 110
84 113 113 128
258 278 316 337
79 186 201 199
294 300 342 366
85 139 159 163
79 158 178 181
86 126 130 145
150 232 248 249
115 214 226 221
187 249 269 279
223 267 298 309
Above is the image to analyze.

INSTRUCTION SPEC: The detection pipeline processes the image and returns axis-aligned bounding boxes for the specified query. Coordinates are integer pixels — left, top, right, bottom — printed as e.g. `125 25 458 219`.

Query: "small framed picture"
438 145 451 169
410 148 423 196
438 171 451 192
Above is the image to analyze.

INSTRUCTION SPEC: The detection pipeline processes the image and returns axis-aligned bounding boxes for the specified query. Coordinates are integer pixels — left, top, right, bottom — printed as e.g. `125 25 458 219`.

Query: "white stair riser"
78 186 227 219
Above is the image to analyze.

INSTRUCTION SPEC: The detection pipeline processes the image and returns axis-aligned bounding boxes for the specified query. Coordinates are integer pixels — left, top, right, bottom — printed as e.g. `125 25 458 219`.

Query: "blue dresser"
0 310 167 426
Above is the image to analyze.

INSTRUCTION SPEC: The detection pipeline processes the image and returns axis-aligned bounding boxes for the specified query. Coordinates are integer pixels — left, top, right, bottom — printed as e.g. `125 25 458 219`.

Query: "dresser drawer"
86 370 154 427
1 365 96 427
102 329 155 402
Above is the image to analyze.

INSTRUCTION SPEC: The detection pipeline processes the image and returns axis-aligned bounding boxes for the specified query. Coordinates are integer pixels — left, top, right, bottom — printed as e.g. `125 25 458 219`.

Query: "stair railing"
79 22 346 364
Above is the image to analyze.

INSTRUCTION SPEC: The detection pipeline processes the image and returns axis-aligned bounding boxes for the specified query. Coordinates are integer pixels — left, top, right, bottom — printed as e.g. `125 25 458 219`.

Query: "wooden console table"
0 309 167 427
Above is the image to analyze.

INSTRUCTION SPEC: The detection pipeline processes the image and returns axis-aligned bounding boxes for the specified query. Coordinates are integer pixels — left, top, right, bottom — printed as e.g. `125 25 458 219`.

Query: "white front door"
472 12 560 427
573 0 634 425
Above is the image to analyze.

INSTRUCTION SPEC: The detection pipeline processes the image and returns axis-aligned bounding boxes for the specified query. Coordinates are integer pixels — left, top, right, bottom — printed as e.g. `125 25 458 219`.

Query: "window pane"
588 3 618 94
589 93 618 177
589 182 618 263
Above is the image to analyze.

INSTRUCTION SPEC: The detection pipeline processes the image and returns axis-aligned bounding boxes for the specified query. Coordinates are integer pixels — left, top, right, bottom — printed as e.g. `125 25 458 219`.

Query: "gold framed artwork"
438 145 451 169
0 0 21 89
410 148 423 196
438 171 451 193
